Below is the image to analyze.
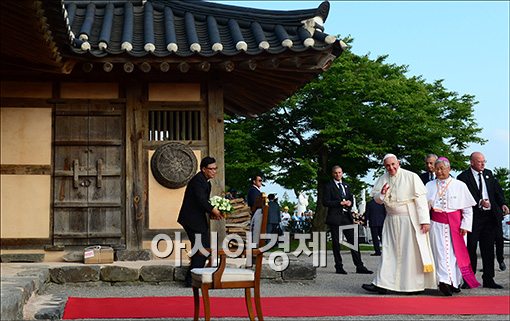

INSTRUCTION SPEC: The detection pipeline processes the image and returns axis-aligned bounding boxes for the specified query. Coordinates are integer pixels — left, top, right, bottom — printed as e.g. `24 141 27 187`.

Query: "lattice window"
148 110 202 141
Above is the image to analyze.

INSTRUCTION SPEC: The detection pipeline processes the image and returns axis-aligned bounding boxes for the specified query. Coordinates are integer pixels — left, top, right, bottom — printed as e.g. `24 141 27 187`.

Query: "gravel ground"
35 250 510 321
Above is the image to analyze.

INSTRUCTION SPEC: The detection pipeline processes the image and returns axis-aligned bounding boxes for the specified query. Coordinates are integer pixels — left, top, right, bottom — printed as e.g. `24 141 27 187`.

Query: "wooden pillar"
207 76 226 243
125 82 145 249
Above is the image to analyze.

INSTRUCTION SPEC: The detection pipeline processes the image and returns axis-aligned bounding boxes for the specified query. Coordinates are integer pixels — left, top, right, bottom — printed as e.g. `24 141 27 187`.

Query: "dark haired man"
323 165 373 275
419 154 438 185
247 175 263 214
178 156 223 287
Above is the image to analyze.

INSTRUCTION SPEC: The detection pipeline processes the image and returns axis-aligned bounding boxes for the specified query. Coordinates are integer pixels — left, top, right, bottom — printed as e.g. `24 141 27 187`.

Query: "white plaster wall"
0 108 52 164
0 175 51 238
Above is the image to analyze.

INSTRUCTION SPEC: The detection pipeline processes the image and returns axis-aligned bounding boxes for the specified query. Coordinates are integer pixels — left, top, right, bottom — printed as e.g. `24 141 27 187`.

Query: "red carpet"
63 296 510 319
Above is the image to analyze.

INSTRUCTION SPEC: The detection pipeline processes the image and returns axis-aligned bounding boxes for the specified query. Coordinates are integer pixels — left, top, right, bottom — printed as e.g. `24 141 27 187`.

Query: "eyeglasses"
206 167 218 171
256 179 262 182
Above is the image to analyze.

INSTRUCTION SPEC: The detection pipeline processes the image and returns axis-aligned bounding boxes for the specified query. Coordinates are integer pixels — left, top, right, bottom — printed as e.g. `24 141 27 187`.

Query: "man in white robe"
362 154 436 294
426 157 479 295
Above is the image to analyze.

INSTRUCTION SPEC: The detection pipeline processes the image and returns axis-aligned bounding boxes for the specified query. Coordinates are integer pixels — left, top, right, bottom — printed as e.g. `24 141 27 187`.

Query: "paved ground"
11 245 509 321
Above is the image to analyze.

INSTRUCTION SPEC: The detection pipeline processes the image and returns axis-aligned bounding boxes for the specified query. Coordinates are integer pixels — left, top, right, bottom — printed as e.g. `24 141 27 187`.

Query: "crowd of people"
361 152 509 296
177 152 509 296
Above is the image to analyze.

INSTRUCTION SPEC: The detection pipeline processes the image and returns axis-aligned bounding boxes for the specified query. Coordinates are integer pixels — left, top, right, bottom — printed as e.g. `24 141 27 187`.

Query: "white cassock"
426 178 476 287
371 168 436 292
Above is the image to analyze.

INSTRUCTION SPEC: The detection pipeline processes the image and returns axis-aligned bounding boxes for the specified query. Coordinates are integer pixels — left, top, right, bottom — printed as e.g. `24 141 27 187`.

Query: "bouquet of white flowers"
209 195 233 216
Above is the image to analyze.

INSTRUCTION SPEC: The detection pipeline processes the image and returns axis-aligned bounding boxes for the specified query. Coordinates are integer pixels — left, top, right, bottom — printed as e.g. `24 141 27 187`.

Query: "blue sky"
214 1 510 200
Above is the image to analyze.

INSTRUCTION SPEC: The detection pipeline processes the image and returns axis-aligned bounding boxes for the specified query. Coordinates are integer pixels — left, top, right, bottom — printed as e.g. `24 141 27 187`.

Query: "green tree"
494 167 510 203
224 114 273 197
279 192 296 214
225 43 484 230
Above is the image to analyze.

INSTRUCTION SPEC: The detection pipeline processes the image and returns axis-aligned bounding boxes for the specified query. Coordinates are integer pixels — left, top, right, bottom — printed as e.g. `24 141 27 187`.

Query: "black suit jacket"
177 171 214 233
247 185 261 211
419 171 434 186
322 180 354 226
365 199 386 227
457 168 505 220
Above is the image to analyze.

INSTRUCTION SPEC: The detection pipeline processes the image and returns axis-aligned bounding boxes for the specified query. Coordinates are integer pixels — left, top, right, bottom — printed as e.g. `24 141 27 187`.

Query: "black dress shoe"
483 282 504 289
356 266 374 274
449 285 461 293
438 282 453 296
362 283 388 294
499 261 507 271
460 282 470 289
335 267 347 274
370 253 381 256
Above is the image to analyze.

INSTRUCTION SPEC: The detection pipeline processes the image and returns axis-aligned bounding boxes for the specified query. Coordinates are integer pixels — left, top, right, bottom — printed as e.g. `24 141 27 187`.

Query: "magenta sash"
431 210 480 288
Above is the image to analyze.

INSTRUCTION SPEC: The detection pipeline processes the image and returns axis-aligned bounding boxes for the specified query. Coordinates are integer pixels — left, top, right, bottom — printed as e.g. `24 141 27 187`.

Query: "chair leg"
244 288 255 321
254 285 263 321
193 286 200 321
202 286 211 321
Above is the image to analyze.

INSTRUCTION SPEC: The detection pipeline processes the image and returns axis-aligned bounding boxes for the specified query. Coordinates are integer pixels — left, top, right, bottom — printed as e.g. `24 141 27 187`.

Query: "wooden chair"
191 195 268 321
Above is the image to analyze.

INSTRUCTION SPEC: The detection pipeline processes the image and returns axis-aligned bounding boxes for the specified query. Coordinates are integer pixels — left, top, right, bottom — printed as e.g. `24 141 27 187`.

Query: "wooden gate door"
53 103 125 246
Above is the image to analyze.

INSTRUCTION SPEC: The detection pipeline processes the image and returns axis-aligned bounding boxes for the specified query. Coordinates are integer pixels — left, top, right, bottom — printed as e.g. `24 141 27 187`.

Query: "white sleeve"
415 194 431 225
460 206 473 232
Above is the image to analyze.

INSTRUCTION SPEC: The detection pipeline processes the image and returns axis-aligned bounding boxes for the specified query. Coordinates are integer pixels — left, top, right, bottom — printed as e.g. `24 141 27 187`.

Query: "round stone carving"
151 143 197 189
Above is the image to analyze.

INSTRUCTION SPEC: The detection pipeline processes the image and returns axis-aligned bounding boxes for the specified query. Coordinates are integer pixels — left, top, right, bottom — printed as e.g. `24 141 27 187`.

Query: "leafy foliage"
494 167 510 203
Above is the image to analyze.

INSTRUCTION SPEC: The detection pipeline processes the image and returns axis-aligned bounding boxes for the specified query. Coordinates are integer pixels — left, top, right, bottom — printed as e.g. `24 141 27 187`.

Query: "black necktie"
338 183 345 198
429 173 434 181
478 172 483 200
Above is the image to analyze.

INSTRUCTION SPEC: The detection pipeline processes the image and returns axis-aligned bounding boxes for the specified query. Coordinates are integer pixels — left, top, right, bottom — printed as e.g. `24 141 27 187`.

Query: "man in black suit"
365 198 386 256
178 156 223 287
419 154 438 185
322 165 373 275
266 193 281 236
247 175 263 214
457 152 509 289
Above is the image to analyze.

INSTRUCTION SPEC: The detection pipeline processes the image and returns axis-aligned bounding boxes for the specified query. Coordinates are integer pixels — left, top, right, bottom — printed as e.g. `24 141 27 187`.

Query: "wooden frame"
192 196 268 321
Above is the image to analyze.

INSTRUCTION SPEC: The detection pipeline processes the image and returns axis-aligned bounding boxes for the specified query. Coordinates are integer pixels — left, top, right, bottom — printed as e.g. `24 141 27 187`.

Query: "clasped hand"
480 199 491 209
340 200 352 207
211 207 224 220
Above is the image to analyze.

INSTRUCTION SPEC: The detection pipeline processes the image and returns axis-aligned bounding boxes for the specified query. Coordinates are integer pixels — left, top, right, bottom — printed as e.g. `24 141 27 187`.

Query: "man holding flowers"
178 156 223 287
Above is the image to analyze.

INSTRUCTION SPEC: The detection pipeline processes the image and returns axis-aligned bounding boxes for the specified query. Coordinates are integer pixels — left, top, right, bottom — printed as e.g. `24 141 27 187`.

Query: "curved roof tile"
64 0 339 58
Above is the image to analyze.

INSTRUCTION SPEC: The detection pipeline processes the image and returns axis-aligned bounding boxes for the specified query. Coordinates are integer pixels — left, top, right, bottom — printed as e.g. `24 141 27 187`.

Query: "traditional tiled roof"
65 0 339 59
1 0 345 116
0 1 72 73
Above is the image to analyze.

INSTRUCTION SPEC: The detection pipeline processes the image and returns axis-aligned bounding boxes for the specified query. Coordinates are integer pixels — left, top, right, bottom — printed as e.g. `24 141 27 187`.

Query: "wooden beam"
220 61 235 72
125 81 145 249
197 61 211 72
207 77 224 193
239 59 257 71
259 57 280 69
82 62 93 73
124 62 134 73
207 76 226 244
178 62 190 73
0 164 51 175
160 62 170 72
103 62 114 72
140 62 151 73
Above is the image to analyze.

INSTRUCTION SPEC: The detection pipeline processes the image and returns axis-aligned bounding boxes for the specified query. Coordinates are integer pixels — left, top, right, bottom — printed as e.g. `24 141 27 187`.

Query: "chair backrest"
250 194 269 248
257 195 269 248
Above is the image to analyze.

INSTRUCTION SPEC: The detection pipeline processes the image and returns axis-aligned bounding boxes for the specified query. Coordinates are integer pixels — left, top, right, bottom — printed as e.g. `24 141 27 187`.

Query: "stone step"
0 268 48 321
1 258 316 320
1 253 45 263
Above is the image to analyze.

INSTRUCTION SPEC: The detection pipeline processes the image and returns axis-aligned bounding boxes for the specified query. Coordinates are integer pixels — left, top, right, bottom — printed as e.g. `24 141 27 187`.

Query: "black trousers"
466 211 498 282
329 218 364 270
370 226 383 254
183 225 211 286
495 218 504 263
